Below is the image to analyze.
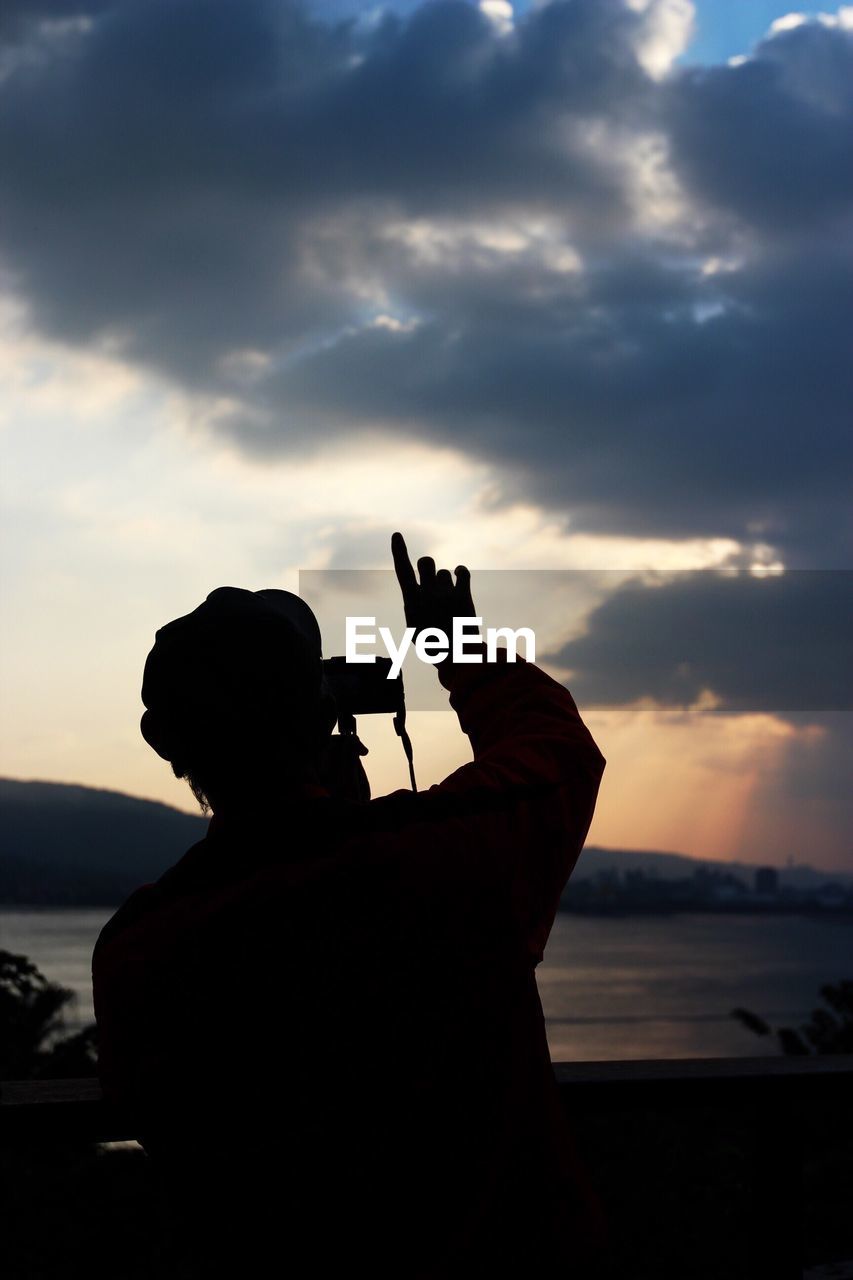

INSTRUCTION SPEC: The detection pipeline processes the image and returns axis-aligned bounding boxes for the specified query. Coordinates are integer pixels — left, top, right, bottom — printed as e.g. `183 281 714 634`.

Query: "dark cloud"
667 19 853 232
0 0 642 367
247 239 853 562
546 569 853 715
1 0 851 562
548 565 853 868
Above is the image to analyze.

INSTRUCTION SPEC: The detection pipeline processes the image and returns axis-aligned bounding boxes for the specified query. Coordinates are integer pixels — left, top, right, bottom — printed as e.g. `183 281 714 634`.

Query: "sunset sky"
1 0 850 869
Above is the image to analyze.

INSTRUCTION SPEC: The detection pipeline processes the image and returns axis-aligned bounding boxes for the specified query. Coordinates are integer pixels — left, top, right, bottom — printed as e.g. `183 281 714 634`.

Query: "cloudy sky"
1 0 850 868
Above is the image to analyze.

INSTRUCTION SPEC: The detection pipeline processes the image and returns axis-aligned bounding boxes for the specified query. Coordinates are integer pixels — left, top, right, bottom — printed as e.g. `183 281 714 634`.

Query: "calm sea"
1 907 850 1061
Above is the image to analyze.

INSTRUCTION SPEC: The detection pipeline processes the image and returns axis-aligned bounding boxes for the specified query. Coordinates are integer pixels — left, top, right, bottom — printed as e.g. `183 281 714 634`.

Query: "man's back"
94 653 606 1275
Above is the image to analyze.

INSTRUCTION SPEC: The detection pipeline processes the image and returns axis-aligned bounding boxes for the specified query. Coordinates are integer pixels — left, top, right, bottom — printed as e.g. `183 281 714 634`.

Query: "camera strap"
393 706 418 793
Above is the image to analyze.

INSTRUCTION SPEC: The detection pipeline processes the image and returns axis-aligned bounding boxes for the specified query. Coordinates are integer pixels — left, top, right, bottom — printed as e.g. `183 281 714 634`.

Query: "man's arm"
386 535 605 962
435 650 605 962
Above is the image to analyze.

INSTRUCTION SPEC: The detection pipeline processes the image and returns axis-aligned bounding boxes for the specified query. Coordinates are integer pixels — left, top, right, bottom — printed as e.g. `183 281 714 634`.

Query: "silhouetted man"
93 534 606 1277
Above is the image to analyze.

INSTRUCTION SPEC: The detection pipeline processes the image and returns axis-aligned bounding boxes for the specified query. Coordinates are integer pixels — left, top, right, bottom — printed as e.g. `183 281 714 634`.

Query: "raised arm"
388 534 605 963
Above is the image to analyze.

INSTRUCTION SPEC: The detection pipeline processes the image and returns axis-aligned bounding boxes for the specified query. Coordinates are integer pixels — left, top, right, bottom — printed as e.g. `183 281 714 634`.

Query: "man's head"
140 587 334 812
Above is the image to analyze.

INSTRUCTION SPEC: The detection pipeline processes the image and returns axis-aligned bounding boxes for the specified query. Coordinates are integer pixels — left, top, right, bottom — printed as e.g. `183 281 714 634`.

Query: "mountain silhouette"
0 778 205 905
0 777 848 906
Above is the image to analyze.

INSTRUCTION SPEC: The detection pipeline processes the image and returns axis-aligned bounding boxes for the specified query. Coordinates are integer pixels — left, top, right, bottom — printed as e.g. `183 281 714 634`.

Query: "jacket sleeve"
375 646 605 964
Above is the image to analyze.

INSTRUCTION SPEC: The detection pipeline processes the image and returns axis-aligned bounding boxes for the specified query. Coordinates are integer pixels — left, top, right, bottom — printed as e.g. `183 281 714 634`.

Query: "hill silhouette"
0 777 848 906
0 778 205 905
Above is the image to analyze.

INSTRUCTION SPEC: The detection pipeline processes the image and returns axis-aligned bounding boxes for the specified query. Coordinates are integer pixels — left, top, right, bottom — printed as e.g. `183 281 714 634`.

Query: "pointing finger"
392 532 417 596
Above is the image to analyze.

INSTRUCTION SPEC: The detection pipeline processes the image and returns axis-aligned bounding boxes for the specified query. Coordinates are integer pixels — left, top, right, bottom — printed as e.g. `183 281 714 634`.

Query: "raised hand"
391 532 476 641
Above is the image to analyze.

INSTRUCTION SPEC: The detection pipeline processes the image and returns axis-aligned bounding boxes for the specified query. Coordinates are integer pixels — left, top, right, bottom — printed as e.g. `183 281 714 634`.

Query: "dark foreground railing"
2 1055 852 1279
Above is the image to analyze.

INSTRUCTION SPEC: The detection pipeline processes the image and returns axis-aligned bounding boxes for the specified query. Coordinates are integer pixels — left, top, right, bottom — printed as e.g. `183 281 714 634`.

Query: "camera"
322 656 415 790
322 655 404 722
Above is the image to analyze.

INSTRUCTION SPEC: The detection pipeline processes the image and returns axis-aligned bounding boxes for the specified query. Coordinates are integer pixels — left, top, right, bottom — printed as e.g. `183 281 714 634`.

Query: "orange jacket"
93 651 606 1276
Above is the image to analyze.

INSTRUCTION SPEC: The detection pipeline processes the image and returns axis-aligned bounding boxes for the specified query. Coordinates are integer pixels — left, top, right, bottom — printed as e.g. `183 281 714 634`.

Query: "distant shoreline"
2 900 852 920
559 902 853 920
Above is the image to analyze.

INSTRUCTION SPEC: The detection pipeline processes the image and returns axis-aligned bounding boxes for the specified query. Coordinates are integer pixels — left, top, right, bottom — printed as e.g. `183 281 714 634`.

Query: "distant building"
755 867 779 896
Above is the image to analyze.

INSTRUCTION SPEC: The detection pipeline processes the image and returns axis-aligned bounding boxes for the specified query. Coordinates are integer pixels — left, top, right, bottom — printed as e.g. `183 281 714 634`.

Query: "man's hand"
391 532 475 645
319 732 371 804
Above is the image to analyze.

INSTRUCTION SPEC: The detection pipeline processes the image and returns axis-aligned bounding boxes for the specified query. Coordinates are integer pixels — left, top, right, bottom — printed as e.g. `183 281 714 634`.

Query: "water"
1 907 850 1060
539 912 852 1059
0 908 108 1030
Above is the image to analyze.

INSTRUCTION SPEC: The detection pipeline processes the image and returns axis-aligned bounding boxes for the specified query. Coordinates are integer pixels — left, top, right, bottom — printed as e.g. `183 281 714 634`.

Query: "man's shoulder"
93 884 158 967
93 837 210 959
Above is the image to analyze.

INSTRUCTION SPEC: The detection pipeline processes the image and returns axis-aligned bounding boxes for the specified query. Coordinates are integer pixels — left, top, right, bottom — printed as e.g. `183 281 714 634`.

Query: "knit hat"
140 587 323 765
